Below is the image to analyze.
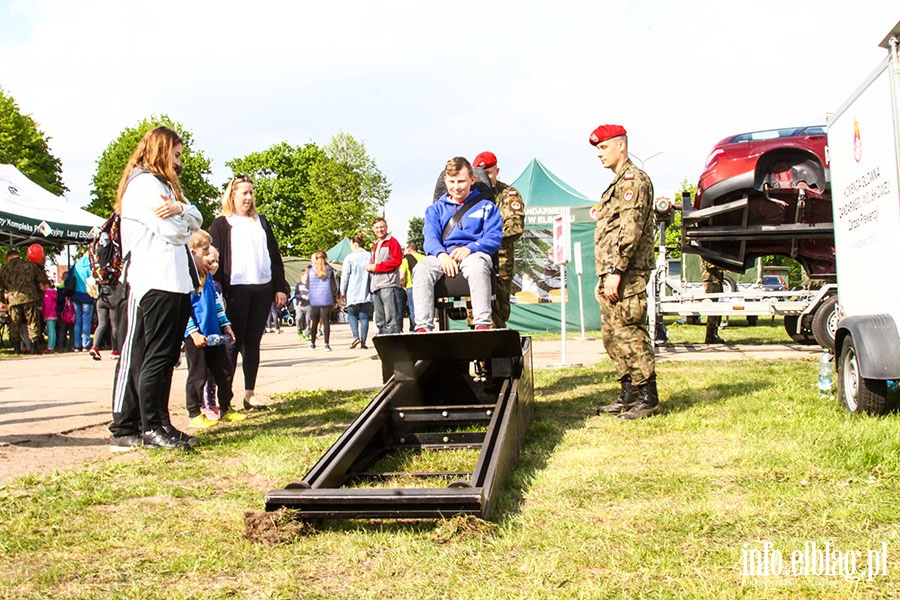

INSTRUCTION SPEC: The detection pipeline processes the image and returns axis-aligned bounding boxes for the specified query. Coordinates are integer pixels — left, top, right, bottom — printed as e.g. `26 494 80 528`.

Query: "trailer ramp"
265 329 534 520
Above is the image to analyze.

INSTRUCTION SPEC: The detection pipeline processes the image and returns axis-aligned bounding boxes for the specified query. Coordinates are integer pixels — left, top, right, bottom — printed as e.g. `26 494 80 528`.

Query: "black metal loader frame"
265 329 534 520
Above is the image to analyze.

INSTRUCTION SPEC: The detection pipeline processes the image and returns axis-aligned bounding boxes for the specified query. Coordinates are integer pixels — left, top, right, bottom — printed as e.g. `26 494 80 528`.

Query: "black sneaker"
110 434 143 453
162 423 198 448
142 429 188 450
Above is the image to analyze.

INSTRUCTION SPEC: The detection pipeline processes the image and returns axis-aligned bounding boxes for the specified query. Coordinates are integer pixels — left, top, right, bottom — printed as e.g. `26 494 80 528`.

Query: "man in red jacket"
366 217 403 334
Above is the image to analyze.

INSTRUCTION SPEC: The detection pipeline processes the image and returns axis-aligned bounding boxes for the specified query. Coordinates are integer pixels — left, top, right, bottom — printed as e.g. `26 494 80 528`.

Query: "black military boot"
619 376 660 420
705 331 725 344
705 318 725 344
596 375 637 415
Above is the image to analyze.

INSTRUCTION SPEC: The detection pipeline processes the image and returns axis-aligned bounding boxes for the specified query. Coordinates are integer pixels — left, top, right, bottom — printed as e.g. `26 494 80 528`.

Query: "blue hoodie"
423 190 502 257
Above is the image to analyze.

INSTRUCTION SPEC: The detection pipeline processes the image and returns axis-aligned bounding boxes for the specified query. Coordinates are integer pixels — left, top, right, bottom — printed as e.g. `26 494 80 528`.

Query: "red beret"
589 124 627 146
472 151 497 168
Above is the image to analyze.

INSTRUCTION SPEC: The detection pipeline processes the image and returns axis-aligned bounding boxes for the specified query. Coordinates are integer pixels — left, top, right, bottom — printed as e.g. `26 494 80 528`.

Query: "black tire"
811 295 838 351
685 315 700 325
838 334 887 415
747 315 758 326
722 275 737 294
783 315 815 344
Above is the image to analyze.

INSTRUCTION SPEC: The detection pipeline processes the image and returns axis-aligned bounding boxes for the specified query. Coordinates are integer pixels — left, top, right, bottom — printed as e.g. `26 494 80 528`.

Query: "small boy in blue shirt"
184 231 243 428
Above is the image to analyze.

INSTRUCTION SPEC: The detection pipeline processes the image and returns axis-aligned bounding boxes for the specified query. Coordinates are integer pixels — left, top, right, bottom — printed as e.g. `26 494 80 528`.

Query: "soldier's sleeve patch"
510 199 522 211
623 189 635 202
624 173 635 181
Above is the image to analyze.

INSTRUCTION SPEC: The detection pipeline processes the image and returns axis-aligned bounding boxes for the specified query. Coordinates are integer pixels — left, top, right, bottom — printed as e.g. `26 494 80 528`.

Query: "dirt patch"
0 423 128 485
244 508 315 544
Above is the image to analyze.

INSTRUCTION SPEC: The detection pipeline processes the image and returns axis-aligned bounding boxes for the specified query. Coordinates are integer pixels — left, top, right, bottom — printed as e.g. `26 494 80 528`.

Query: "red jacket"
369 235 403 291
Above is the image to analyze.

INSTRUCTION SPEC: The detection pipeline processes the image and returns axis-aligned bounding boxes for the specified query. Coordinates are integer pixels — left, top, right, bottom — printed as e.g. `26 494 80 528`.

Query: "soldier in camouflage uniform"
0 248 49 353
700 258 725 344
473 152 525 328
589 125 660 419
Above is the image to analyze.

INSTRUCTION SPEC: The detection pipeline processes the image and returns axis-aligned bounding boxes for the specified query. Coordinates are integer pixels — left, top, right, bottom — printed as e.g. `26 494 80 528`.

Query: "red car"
684 125 835 280
696 125 829 208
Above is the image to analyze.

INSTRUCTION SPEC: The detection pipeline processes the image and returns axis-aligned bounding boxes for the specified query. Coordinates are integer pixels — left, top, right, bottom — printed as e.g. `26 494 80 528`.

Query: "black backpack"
88 213 125 286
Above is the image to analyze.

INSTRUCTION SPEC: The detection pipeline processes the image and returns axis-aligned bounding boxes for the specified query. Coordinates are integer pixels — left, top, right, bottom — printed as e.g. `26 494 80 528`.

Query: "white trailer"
828 20 900 414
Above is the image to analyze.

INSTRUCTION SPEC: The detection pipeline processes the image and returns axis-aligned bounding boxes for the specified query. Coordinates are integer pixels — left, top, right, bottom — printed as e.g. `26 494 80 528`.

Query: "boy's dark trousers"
184 336 234 418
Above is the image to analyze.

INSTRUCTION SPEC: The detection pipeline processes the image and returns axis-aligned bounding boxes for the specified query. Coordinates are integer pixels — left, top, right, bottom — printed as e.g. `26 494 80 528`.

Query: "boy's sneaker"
324 345 332 352
110 434 143 453
110 350 120 359
220 410 247 422
89 346 102 360
350 338 361 349
309 343 316 350
189 414 218 429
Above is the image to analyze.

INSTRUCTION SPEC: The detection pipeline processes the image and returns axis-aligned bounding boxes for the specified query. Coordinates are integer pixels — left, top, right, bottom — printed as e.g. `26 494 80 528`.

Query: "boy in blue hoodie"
412 156 502 331
184 231 243 428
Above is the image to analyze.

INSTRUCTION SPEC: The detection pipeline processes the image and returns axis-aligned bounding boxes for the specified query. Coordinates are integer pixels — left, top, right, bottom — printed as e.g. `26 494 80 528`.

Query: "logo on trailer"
853 119 862 163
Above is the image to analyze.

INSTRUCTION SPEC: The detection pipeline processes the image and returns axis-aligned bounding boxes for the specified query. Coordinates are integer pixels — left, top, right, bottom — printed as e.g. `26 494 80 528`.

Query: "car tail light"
704 148 724 170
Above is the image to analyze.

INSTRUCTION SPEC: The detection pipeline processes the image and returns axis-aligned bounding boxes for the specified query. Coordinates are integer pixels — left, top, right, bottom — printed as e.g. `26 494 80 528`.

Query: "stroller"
279 302 296 328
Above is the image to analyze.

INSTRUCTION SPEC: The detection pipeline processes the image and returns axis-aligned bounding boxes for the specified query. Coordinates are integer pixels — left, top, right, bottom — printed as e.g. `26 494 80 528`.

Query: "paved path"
0 326 821 486
0 326 820 446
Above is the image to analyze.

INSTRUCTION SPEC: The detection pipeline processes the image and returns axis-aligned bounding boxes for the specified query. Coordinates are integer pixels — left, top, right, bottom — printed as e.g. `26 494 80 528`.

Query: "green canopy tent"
0 164 103 247
326 237 352 263
505 159 601 332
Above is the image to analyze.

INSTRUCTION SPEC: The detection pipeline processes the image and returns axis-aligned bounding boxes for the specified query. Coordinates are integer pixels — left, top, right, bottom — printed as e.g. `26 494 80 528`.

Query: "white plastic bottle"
818 349 833 397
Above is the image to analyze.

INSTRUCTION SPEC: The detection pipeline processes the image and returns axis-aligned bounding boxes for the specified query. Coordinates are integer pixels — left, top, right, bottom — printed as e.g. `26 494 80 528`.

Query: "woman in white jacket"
109 126 202 452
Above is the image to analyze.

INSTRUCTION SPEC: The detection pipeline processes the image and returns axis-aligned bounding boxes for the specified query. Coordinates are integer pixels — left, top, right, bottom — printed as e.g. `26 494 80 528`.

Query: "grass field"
1 339 898 599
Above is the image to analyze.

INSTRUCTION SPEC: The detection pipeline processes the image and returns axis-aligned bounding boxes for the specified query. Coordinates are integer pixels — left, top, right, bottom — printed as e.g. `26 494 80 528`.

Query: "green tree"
664 178 696 259
407 216 425 251
227 142 324 255
88 115 218 224
0 87 65 195
227 133 390 257
306 133 389 251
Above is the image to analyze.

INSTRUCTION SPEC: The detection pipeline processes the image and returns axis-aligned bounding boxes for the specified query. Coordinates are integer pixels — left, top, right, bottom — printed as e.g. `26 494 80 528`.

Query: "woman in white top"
210 175 287 410
110 126 202 452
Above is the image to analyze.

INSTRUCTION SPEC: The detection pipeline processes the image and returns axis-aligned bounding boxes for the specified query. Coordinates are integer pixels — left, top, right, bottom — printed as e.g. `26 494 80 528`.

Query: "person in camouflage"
589 124 660 420
0 248 49 353
472 152 525 328
700 258 725 344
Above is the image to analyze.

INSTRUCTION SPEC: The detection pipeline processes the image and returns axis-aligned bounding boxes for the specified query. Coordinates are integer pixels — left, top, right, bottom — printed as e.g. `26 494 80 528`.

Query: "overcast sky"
1 0 897 245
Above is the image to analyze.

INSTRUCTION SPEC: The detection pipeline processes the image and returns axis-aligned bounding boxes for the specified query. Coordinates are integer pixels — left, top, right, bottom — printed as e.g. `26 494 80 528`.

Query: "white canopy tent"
0 164 102 247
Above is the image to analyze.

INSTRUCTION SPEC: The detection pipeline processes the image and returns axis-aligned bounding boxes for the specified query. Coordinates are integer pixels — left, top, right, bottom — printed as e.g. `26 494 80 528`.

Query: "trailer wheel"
838 334 887 415
747 316 758 326
722 275 737 294
783 315 815 344
811 295 838 351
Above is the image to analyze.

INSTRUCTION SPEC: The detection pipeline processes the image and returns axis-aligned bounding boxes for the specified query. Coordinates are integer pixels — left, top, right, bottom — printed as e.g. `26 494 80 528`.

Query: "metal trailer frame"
265 329 534 520
648 201 838 347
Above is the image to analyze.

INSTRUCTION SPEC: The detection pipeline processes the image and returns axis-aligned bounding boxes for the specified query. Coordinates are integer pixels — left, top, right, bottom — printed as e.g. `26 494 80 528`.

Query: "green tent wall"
504 159 601 332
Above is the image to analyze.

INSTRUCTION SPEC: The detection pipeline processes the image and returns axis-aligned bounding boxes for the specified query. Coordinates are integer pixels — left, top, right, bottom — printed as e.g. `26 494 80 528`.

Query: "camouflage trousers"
492 242 515 328
8 301 42 345
701 259 723 333
597 272 655 385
